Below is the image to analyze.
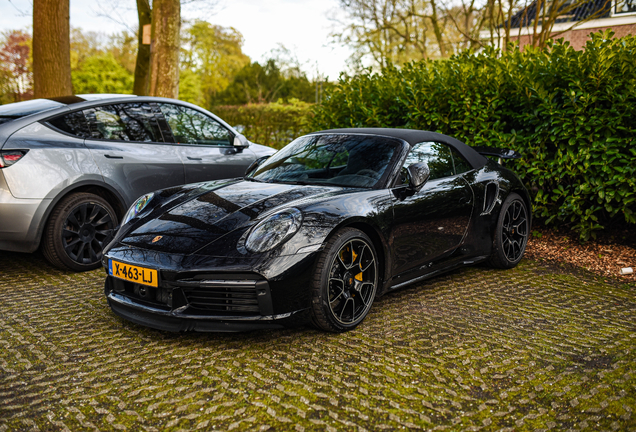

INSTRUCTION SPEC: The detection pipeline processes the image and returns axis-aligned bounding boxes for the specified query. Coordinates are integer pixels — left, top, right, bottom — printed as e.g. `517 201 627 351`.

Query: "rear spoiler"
473 147 522 164
0 116 20 125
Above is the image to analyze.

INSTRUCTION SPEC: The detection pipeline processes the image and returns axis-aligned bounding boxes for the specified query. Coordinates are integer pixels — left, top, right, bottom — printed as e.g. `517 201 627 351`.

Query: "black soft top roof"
313 128 488 170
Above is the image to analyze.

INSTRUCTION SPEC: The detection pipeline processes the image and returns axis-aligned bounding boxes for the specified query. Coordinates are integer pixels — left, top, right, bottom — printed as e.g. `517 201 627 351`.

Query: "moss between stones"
1 252 635 430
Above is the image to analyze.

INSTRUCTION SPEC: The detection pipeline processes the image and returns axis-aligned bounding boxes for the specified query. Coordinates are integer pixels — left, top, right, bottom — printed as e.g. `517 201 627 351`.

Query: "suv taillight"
0 150 28 168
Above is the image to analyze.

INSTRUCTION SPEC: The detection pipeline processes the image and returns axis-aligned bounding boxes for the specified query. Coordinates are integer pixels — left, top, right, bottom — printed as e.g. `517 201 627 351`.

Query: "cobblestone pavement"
1 251 635 431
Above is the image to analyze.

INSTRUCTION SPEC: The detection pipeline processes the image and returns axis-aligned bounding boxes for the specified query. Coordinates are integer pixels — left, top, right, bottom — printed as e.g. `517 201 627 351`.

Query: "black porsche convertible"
103 128 531 333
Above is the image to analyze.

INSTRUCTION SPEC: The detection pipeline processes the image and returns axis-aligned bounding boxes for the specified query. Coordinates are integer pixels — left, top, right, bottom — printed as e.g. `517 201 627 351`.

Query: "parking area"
1 250 635 431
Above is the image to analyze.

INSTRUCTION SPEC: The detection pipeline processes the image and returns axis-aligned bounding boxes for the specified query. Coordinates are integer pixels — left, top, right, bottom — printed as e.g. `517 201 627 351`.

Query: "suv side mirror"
407 162 430 192
233 134 250 149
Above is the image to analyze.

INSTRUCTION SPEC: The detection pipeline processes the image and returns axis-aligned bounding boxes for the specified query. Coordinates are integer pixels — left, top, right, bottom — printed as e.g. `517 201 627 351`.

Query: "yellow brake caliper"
351 248 363 281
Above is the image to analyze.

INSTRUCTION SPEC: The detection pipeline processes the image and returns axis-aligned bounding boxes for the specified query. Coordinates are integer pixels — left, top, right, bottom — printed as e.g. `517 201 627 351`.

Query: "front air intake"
168 277 271 316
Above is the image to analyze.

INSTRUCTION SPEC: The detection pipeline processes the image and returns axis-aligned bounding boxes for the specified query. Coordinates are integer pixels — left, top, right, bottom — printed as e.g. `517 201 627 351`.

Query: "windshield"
249 134 402 188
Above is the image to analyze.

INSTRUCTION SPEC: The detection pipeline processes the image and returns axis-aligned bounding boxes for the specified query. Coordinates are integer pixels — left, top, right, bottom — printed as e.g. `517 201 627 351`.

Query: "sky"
1 0 351 80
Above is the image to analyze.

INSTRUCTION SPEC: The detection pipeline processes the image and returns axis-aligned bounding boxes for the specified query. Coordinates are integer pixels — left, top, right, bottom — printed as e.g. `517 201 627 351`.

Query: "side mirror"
245 155 270 177
407 162 430 192
233 134 250 149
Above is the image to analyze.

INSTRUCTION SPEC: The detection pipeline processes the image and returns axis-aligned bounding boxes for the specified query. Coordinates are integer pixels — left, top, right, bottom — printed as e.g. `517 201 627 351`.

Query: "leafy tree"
179 20 250 107
214 61 282 105
70 29 137 73
330 0 457 68
70 28 105 70
109 31 137 75
282 75 317 103
178 68 203 105
0 30 33 102
71 53 133 94
0 74 10 105
68 28 136 95
213 59 316 106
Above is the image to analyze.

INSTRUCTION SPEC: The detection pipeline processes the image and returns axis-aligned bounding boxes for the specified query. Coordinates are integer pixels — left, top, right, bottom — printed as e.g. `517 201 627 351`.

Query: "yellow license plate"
109 260 158 287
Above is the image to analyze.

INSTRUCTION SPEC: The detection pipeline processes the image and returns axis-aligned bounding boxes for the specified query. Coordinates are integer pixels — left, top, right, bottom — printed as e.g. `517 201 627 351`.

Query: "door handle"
104 154 123 159
187 156 202 161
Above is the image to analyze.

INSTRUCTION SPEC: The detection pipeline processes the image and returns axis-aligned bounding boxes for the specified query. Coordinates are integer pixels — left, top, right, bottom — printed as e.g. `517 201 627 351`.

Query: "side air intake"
482 181 499 215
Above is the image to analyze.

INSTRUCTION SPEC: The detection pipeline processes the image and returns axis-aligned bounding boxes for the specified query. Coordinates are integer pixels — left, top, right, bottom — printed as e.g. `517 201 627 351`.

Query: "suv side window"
158 103 232 146
450 147 472 174
404 141 455 181
84 103 163 142
48 111 92 138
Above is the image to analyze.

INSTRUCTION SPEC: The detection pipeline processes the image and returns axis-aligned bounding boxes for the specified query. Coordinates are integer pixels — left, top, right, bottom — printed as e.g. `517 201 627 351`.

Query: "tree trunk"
149 0 180 98
133 0 152 96
429 0 447 57
32 0 72 98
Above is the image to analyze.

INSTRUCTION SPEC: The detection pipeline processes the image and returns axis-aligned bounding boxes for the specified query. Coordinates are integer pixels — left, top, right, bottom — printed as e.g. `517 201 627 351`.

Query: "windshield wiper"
277 180 311 185
243 177 268 183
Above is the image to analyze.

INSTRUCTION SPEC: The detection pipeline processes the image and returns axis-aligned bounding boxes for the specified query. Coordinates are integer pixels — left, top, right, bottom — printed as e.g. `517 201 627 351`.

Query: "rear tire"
310 228 378 332
487 192 529 269
42 193 117 271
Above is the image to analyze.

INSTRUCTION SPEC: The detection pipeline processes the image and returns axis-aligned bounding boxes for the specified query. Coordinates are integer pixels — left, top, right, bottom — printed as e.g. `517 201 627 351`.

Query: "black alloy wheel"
487 192 529 269
43 193 117 271
310 228 378 332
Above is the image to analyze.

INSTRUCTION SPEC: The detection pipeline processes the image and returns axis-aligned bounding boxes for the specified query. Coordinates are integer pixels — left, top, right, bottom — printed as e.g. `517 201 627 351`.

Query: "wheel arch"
326 217 391 295
486 187 531 269
496 166 533 231
511 187 533 230
35 181 127 250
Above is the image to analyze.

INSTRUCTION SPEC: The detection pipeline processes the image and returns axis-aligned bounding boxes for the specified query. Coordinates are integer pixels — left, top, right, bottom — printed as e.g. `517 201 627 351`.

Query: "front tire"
310 228 379 332
42 193 117 271
487 192 529 269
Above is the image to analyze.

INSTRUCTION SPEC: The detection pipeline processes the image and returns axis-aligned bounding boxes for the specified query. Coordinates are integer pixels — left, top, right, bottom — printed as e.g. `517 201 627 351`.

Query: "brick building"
486 0 635 49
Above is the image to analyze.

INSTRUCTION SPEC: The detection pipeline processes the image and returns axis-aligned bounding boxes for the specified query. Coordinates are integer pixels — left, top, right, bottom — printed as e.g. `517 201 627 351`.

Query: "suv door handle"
187 156 202 161
104 154 123 159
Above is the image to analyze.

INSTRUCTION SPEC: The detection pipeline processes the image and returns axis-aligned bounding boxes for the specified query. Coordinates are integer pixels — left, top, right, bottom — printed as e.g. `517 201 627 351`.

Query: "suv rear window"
48 111 92 138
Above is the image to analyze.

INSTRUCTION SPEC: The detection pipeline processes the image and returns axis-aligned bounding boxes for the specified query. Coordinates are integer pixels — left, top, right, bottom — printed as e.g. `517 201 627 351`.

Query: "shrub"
213 99 314 149
311 31 636 240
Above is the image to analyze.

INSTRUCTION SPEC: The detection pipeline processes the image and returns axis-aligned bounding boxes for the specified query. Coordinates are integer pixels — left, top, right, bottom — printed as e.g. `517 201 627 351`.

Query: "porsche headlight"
122 192 155 225
245 208 303 253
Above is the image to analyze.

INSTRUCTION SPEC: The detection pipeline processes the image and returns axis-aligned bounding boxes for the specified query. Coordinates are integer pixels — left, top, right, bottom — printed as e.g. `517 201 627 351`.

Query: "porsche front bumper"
106 291 302 332
103 246 320 332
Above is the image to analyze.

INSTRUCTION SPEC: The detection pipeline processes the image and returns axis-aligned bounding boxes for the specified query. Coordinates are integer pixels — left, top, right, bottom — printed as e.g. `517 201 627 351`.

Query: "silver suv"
0 94 275 271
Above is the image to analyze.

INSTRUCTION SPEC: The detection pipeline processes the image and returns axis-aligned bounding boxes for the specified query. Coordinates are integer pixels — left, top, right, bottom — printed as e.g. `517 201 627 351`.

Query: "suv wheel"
42 193 117 271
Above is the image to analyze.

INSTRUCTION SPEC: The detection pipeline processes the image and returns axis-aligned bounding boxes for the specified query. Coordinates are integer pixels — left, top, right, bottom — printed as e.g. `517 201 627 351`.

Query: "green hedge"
213 99 313 149
311 31 636 240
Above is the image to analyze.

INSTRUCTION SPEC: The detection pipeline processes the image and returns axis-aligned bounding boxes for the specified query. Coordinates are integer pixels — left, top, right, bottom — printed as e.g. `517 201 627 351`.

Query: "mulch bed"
525 226 636 284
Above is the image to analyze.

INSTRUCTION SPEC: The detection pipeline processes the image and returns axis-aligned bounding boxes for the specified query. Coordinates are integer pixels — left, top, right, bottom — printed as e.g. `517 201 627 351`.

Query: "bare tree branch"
7 0 32 17
92 0 137 33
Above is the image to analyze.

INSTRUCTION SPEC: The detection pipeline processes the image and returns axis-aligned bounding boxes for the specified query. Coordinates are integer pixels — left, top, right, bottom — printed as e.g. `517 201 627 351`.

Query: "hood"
121 180 338 254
